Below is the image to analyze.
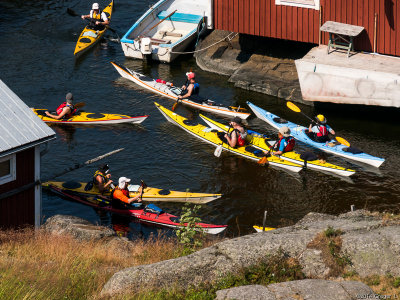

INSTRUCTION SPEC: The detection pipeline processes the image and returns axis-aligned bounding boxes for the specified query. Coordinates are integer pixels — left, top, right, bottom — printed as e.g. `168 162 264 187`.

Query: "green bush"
175 204 205 255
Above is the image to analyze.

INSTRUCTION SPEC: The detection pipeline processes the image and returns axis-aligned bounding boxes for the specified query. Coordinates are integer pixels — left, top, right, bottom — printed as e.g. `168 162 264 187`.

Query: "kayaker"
45 93 76 120
178 72 200 101
93 164 113 194
223 117 248 148
81 3 109 31
111 177 144 209
268 126 296 156
307 114 335 143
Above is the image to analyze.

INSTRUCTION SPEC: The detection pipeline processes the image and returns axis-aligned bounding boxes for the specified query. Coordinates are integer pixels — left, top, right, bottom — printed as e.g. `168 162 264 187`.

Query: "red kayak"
48 185 227 235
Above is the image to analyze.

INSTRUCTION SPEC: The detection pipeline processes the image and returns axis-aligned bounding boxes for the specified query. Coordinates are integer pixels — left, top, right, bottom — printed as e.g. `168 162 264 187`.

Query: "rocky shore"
43 210 400 299
194 30 313 106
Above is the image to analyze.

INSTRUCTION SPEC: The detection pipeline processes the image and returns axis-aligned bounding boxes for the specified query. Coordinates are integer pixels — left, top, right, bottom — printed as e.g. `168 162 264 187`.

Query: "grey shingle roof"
0 79 55 157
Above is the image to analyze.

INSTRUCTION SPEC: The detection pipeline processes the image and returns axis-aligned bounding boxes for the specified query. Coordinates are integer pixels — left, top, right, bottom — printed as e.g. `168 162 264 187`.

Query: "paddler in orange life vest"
269 126 296 155
224 117 248 148
111 177 144 209
81 3 109 31
45 93 76 120
93 164 113 194
308 114 335 143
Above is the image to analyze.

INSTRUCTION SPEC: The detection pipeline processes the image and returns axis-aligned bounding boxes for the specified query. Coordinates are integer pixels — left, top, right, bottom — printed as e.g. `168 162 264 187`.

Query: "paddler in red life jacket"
224 116 248 148
45 92 77 120
178 72 200 101
308 114 335 143
81 3 109 31
111 177 144 209
270 126 296 155
93 164 113 194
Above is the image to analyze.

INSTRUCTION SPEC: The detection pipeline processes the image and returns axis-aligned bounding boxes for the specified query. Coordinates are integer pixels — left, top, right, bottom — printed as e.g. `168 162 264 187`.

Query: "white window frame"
275 0 320 10
0 154 16 185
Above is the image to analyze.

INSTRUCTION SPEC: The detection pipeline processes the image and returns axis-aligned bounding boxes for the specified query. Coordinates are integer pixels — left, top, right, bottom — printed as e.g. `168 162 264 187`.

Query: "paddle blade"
172 102 179 111
286 101 301 113
336 136 350 147
67 8 79 17
74 102 85 109
257 156 269 166
214 144 223 157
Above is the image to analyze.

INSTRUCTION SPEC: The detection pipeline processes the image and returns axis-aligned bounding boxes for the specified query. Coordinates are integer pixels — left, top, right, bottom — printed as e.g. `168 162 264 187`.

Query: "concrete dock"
295 46 400 107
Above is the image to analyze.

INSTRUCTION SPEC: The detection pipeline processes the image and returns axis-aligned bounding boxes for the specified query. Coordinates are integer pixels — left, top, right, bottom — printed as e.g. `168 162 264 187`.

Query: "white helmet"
92 3 99 9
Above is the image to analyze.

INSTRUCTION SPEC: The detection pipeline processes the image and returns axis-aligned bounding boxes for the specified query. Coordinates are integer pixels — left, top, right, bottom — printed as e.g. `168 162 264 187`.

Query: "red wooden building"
213 0 400 56
0 80 55 229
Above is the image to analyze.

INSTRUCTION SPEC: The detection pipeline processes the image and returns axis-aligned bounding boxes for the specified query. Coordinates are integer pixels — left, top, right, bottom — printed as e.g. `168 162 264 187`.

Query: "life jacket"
276 136 295 153
93 170 107 185
56 102 76 118
90 10 105 21
231 129 248 147
316 125 328 137
185 82 200 96
111 186 129 200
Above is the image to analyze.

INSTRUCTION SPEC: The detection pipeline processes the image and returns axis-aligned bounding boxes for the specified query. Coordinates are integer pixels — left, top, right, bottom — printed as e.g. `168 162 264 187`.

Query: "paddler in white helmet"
308 114 335 143
111 177 144 209
81 3 109 30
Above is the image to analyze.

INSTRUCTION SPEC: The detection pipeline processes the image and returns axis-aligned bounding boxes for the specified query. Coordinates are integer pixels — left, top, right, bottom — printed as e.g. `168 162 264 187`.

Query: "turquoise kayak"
247 101 385 168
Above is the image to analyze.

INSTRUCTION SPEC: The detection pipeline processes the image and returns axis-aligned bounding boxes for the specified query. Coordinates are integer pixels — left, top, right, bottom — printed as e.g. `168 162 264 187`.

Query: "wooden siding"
0 148 35 229
213 0 400 56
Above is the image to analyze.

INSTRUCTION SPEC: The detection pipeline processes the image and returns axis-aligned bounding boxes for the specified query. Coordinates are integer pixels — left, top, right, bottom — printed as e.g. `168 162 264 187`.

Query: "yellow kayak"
33 109 148 125
155 102 303 173
199 114 355 177
42 181 222 204
74 0 114 56
253 226 276 232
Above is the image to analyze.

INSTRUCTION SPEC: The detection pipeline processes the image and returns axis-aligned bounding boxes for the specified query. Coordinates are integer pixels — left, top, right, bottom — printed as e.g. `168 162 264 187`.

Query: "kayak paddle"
66 8 119 38
257 140 278 165
74 102 85 109
286 101 315 123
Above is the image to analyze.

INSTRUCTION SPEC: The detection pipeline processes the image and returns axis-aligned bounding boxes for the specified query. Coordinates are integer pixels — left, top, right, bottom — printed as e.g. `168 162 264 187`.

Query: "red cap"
186 72 195 79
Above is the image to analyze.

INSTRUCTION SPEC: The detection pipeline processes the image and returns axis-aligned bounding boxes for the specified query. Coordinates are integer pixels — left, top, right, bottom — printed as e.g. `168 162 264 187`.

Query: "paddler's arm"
81 14 90 20
177 84 193 100
45 107 71 120
96 16 109 26
126 186 144 203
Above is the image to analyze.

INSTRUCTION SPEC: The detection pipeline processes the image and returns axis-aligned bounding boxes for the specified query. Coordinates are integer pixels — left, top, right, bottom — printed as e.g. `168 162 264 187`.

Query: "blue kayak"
247 101 385 168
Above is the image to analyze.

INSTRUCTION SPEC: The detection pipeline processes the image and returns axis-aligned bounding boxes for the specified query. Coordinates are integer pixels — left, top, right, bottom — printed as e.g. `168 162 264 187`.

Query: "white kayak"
111 61 251 119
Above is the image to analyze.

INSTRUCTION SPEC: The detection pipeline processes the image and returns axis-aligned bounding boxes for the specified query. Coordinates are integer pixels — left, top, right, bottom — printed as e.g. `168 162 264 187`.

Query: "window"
275 0 320 10
0 154 16 185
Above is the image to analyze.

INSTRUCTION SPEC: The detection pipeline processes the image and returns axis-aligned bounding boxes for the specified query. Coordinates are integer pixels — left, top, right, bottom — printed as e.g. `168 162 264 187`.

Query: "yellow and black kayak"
154 102 303 173
33 109 148 125
42 181 222 204
199 114 355 177
253 226 276 232
74 0 114 57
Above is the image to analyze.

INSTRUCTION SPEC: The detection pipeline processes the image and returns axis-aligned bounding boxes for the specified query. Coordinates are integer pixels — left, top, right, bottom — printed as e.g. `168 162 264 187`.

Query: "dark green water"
1 0 399 238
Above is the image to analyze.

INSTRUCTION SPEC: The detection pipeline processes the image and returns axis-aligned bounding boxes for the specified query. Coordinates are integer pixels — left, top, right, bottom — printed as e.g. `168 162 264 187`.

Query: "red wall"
0 147 35 229
213 0 400 56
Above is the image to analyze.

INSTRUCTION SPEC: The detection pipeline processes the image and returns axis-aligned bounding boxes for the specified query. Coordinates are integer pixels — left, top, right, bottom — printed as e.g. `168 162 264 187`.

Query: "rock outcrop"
195 30 312 105
43 215 115 241
101 210 400 297
215 280 374 300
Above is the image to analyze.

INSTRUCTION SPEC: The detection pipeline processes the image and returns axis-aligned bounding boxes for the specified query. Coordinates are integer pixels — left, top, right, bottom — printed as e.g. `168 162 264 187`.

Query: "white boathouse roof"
0 80 55 158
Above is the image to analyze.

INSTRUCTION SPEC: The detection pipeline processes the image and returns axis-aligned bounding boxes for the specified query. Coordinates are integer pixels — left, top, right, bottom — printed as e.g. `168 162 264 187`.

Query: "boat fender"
183 119 198 126
84 181 94 191
158 189 171 195
343 147 363 154
272 117 288 124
